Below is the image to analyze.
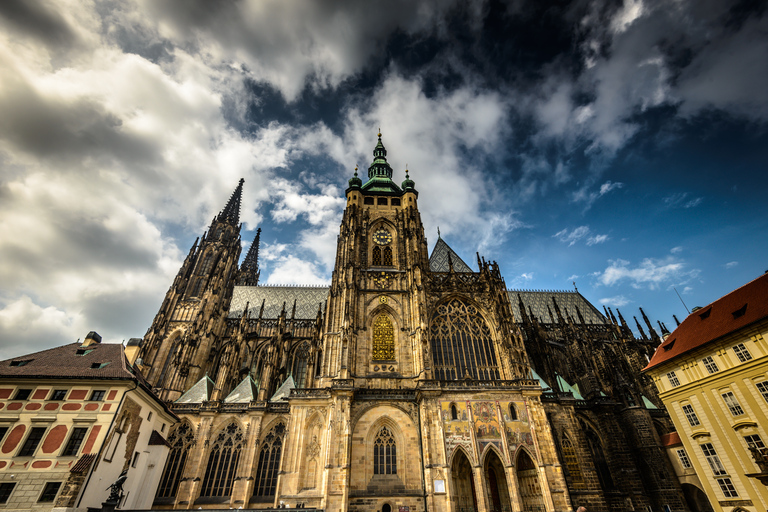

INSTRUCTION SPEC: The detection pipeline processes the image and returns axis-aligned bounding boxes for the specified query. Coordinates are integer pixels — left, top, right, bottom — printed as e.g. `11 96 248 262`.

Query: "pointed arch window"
382 246 393 266
199 252 215 275
451 404 458 420
157 422 195 499
509 404 518 421
292 343 310 389
372 246 382 266
373 427 397 475
429 298 500 381
254 423 286 497
372 315 395 361
560 435 584 486
200 422 244 497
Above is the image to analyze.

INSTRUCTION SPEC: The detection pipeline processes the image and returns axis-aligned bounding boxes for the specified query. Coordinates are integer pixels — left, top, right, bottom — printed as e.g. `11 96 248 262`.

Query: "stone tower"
137 179 251 401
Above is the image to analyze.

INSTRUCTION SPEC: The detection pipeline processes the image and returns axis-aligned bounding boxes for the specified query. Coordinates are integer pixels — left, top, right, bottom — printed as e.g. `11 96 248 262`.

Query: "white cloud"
725 261 738 269
596 256 699 290
587 234 609 246
670 246 683 254
599 295 631 307
554 225 609 247
264 255 329 286
572 181 624 210
663 192 703 209
554 226 590 246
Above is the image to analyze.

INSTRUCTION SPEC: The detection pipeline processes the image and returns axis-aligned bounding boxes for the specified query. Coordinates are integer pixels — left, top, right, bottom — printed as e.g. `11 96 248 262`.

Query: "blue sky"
0 0 766 358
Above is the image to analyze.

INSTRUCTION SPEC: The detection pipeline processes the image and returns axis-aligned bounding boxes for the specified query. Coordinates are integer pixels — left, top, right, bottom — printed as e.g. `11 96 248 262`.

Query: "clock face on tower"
372 228 392 245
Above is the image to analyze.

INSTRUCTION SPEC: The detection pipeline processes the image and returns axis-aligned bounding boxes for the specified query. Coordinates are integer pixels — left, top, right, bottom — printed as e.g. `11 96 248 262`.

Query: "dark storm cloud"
0 0 78 49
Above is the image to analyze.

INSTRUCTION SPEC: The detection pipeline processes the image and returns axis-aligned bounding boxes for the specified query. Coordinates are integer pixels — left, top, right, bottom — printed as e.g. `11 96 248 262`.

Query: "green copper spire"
348 165 362 188
401 165 415 191
368 131 393 180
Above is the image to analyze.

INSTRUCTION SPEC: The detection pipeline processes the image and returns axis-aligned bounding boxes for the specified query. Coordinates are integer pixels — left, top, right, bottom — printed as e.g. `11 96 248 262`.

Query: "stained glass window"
372 247 382 266
429 298 500 381
372 315 395 361
374 427 396 475
292 343 310 389
383 247 393 266
254 423 285 497
157 422 195 499
200 422 244 497
560 435 584 486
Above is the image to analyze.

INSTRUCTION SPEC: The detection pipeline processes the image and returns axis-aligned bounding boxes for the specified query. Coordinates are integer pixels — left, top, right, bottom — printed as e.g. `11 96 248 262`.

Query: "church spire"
368 131 393 181
218 178 244 226
238 228 261 286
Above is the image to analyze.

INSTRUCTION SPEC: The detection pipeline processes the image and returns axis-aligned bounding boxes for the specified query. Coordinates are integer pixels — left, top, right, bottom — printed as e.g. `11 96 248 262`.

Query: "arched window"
189 277 204 298
374 427 397 475
451 404 458 420
200 422 244 497
383 246 393 266
199 252 215 275
156 422 195 499
254 423 286 497
372 246 382 266
291 343 310 388
584 425 614 491
429 298 500 381
372 315 395 361
560 435 584 486
509 404 518 421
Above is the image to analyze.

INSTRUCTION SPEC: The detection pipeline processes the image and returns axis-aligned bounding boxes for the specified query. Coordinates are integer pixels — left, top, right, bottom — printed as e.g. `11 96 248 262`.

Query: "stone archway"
484 449 511 512
516 449 544 512
681 483 714 512
451 449 477 512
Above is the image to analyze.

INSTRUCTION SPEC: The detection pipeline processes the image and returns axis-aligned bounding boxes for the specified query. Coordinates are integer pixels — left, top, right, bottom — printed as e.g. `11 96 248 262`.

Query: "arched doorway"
516 449 544 512
681 483 714 512
451 449 477 512
484 449 511 512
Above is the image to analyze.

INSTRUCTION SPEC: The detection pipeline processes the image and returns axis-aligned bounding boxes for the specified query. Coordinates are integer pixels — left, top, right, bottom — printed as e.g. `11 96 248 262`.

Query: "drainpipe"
417 399 429 512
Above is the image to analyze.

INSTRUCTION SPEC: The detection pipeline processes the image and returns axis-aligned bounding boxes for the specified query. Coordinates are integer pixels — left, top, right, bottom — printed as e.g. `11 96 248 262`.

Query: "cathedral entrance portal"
484 450 511 512
516 450 545 512
451 449 478 512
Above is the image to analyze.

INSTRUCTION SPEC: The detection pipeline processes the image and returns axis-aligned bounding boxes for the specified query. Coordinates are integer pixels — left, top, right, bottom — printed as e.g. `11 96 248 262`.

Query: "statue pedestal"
101 500 118 512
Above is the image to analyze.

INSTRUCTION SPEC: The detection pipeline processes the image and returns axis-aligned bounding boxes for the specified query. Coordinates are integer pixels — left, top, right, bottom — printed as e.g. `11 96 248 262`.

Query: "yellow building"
644 273 768 512
0 331 177 511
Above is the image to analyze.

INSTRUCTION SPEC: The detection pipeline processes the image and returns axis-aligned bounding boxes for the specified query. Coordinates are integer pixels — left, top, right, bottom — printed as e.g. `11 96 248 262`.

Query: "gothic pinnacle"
218 178 244 226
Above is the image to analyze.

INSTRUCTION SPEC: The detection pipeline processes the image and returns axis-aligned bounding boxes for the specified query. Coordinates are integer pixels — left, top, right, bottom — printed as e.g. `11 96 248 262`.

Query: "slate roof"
224 376 258 403
645 272 768 370
508 290 606 325
0 342 134 380
229 286 329 319
176 375 215 404
429 237 474 273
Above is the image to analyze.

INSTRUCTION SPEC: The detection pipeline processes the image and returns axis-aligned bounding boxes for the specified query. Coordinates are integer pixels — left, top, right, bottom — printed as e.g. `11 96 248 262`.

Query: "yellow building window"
372 315 395 361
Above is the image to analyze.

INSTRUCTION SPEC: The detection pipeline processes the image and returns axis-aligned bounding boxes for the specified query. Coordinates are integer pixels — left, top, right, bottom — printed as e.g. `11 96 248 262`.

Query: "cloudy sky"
1 0 767 358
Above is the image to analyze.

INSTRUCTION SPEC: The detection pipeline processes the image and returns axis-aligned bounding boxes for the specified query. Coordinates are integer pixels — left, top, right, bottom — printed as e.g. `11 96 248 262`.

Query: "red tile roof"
660 432 682 447
644 272 768 370
70 453 97 473
0 342 134 380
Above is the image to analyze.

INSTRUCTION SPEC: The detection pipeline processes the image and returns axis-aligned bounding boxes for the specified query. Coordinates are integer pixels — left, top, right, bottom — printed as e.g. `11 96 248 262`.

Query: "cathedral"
131 134 692 512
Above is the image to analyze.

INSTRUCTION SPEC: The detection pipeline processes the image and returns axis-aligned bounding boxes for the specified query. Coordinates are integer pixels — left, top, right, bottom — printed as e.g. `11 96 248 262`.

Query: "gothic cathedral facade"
132 135 691 512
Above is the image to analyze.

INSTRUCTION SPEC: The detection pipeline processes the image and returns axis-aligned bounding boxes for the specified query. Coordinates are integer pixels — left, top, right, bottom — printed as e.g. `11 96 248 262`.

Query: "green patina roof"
356 133 407 195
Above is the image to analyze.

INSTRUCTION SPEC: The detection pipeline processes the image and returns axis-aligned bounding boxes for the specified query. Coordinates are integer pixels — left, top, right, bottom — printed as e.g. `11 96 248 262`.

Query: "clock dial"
373 228 392 245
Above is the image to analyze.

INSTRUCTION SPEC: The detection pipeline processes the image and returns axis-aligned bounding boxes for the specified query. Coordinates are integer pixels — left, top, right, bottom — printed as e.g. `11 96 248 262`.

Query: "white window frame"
676 448 692 469
721 391 745 416
701 443 726 476
701 356 719 374
667 371 681 388
682 404 700 426
732 343 752 362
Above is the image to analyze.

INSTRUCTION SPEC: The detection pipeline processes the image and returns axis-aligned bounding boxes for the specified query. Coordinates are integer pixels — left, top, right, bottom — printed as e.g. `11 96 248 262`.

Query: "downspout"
76 380 139 508
417 398 429 512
